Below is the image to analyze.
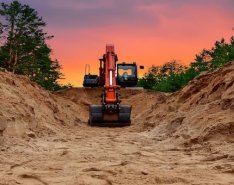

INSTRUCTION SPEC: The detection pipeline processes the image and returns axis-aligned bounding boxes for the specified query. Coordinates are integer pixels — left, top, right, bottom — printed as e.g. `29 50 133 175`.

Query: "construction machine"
83 44 142 126
83 49 143 88
83 65 99 87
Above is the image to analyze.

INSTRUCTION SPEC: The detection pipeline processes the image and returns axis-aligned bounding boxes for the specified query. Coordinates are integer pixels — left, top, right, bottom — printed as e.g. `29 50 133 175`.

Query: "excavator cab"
117 63 138 87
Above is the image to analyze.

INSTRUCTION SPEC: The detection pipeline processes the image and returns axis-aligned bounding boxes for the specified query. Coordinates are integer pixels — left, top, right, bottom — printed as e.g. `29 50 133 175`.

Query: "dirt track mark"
19 174 48 185
10 160 33 170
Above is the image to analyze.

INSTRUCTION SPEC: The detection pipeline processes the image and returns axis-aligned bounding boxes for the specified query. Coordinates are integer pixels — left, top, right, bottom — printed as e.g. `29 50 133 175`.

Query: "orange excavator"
83 44 143 126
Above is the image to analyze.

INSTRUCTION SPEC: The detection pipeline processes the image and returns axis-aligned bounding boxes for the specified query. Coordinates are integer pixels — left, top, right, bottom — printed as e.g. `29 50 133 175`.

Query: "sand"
0 62 234 185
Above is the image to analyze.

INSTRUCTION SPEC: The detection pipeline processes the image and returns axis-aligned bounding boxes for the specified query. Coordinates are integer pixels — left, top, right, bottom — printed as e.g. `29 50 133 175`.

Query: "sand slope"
0 69 84 139
136 62 234 145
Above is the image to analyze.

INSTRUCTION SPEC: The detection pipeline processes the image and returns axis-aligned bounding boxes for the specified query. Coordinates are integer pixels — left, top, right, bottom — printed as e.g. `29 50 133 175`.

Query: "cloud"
16 0 160 29
2 0 233 30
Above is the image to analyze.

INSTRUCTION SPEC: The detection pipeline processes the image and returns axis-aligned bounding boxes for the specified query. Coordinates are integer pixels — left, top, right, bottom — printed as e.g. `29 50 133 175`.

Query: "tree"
138 65 160 89
191 37 234 71
138 60 186 91
191 50 210 72
229 37 234 60
154 60 187 92
0 1 64 91
210 38 233 69
139 37 234 92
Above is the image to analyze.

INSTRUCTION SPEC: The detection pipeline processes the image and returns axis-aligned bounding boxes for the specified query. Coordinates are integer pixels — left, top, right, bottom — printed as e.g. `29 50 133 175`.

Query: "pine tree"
0 0 64 91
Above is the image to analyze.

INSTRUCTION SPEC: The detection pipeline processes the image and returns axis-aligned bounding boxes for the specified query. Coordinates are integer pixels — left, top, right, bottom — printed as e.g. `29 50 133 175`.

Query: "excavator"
83 44 143 126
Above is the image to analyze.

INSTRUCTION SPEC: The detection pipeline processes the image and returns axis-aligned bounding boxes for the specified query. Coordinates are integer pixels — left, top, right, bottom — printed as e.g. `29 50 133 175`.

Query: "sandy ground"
1 126 234 185
0 62 234 185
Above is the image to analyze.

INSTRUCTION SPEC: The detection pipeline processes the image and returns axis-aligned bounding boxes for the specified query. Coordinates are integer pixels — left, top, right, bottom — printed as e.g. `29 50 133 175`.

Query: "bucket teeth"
89 105 131 126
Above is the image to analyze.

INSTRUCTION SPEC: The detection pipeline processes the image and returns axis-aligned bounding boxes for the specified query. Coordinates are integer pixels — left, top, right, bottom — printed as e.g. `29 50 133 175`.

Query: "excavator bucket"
89 105 131 126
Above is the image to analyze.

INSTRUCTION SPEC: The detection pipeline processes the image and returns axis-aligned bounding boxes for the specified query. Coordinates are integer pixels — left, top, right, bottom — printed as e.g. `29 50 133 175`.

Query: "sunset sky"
3 0 234 86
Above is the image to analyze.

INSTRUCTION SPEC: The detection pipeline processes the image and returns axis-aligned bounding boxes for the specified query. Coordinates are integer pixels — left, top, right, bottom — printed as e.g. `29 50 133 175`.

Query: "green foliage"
139 36 234 92
0 0 67 91
138 65 160 89
138 60 188 92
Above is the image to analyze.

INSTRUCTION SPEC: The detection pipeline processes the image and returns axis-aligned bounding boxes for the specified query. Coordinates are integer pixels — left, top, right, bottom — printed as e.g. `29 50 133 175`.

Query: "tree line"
1 1 233 92
138 37 234 92
0 0 69 91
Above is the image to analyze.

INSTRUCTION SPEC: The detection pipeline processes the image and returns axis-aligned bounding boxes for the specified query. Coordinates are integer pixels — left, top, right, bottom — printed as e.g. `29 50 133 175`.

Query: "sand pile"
1 61 233 145
137 62 234 145
0 68 84 139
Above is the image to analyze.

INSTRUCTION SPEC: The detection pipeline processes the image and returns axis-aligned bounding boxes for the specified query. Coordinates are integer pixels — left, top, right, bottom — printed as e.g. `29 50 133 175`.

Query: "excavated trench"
56 87 163 130
0 63 234 184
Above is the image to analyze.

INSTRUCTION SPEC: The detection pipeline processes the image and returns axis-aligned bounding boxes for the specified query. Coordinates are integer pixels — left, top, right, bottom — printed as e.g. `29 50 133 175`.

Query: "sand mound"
0 69 84 139
1 62 233 145
0 68 160 140
138 62 234 145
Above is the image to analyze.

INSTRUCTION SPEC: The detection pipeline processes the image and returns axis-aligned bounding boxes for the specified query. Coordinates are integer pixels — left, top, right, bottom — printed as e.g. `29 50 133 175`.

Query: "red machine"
88 45 131 126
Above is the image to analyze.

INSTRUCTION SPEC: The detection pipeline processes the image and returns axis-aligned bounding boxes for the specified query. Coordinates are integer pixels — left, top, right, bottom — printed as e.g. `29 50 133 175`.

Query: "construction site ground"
0 62 234 185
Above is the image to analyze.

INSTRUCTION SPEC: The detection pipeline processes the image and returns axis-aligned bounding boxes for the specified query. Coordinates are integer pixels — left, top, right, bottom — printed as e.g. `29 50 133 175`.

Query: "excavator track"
89 105 131 127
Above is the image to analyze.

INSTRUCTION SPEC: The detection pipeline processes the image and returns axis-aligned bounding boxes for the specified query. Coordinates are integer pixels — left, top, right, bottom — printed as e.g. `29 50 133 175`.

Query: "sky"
2 0 234 86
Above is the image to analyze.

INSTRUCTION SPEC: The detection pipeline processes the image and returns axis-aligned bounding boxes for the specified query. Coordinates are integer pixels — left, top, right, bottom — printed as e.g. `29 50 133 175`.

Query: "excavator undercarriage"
89 105 131 126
